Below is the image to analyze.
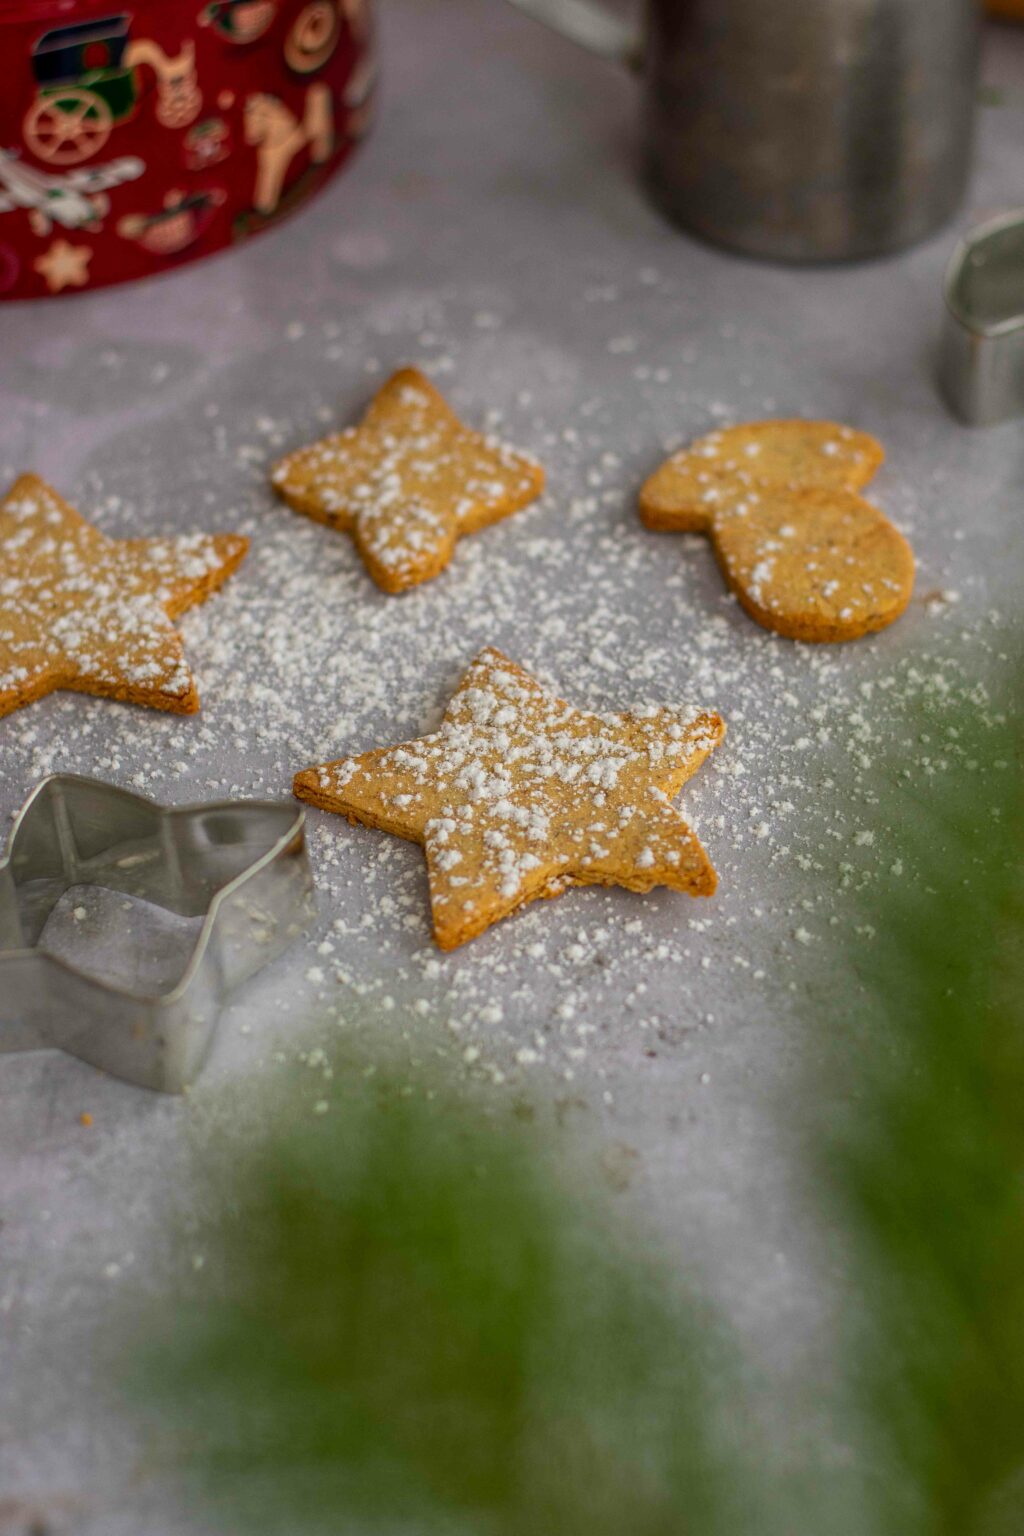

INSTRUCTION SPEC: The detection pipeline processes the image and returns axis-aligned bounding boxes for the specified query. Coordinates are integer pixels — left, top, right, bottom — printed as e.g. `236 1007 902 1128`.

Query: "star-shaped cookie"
640 421 914 642
271 368 545 592
0 474 248 719
294 647 725 949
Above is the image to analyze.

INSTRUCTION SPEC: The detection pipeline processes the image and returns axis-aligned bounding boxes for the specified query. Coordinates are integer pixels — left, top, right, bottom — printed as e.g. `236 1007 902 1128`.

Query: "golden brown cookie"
639 419 884 531
639 421 913 642
294 646 725 950
710 486 915 642
0 474 248 719
271 368 545 593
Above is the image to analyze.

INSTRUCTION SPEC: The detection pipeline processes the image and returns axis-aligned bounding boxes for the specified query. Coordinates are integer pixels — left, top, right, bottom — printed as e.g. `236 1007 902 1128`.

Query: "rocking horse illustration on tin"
23 14 202 167
244 83 334 214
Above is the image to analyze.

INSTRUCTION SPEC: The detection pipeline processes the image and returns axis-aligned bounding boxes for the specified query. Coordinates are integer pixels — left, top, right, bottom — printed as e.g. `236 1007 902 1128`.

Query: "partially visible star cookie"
271 368 545 593
0 474 248 719
639 421 913 643
294 647 725 950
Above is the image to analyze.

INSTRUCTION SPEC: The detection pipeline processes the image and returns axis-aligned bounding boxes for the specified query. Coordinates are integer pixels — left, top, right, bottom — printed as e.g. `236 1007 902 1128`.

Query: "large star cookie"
640 421 914 642
271 368 545 593
0 474 248 719
294 647 725 949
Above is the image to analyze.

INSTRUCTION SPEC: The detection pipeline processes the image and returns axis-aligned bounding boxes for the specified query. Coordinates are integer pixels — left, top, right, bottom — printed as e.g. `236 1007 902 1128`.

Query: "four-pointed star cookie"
294 647 725 949
0 474 248 719
271 368 545 593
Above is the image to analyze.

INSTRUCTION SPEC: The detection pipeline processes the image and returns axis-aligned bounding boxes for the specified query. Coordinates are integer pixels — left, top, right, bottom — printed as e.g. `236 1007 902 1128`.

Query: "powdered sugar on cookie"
0 474 248 719
271 367 544 592
640 420 884 530
295 646 724 949
639 420 912 642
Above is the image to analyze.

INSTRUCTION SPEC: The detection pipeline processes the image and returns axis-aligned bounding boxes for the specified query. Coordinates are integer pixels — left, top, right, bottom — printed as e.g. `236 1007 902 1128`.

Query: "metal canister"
641 0 981 263
505 0 981 263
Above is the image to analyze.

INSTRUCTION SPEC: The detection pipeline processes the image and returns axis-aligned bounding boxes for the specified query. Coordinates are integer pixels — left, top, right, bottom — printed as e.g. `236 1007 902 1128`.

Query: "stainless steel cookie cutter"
0 775 315 1092
940 208 1024 426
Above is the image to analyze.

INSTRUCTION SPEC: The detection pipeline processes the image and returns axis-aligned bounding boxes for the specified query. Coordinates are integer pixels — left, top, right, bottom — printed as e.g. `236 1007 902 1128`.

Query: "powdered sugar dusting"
271 367 543 591
0 289 1009 1093
297 645 723 947
0 475 246 715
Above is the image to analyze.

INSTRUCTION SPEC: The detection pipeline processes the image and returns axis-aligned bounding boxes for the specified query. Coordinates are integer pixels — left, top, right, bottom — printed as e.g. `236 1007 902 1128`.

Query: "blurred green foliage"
826 683 1024 1536
131 674 1023 1536
138 1062 749 1536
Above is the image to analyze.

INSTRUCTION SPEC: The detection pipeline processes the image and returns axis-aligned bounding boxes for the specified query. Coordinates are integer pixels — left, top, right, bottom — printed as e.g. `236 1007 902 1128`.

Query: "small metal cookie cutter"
0 775 314 1092
940 208 1024 426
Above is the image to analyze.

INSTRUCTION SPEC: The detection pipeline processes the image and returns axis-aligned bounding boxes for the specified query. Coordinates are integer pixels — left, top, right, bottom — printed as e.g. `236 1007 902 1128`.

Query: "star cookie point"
272 368 545 592
0 475 247 720
294 648 724 950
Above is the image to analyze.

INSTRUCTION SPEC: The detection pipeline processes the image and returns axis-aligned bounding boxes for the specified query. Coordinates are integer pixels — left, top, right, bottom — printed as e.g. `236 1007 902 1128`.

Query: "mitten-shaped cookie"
639 421 913 642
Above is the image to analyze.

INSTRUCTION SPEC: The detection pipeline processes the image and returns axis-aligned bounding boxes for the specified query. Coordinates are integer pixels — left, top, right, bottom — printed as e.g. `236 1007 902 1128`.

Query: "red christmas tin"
0 0 375 298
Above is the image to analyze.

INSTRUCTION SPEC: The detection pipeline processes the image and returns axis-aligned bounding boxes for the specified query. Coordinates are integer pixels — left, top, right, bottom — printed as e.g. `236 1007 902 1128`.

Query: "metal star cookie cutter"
940 208 1024 426
0 775 315 1092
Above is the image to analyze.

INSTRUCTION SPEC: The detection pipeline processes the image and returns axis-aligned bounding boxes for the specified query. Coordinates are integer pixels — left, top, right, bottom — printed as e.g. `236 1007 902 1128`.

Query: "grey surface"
1 2 1022 1530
